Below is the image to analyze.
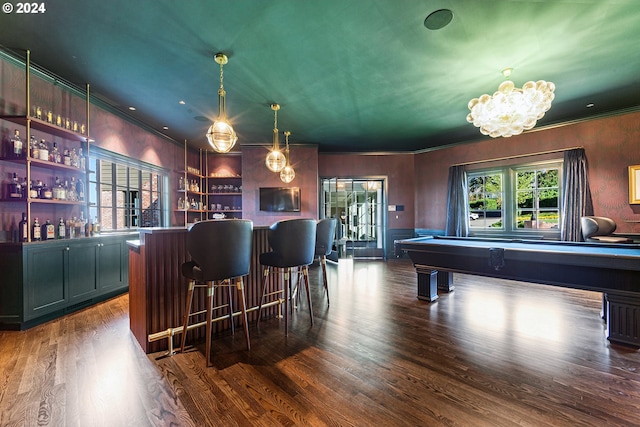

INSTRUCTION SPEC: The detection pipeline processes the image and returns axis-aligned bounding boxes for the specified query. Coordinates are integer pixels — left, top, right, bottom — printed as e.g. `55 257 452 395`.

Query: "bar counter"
128 226 278 353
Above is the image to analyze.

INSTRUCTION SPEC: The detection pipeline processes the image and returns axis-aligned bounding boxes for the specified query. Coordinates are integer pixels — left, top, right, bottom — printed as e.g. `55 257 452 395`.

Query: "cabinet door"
25 243 67 320
68 241 99 303
98 238 127 292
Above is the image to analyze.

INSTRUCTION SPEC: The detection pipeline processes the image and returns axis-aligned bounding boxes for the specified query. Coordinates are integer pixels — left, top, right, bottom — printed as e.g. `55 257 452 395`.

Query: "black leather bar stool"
256 218 317 335
314 218 337 306
180 219 253 367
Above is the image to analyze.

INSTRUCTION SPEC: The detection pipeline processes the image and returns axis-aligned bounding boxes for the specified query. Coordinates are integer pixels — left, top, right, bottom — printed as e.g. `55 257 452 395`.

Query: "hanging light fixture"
280 131 296 183
206 53 237 153
265 103 287 172
466 68 555 138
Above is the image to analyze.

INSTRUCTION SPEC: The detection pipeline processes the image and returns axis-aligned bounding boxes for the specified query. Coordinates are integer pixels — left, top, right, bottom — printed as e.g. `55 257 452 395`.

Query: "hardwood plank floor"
1 259 639 426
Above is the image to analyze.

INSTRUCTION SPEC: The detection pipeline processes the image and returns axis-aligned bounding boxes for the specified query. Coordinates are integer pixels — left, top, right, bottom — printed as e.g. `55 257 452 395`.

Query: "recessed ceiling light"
424 9 453 30
179 100 186 105
162 126 169 130
586 103 595 108
128 106 136 111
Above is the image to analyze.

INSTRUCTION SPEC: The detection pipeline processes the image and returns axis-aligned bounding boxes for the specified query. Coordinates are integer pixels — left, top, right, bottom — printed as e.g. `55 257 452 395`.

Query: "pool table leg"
605 293 640 347
415 266 438 302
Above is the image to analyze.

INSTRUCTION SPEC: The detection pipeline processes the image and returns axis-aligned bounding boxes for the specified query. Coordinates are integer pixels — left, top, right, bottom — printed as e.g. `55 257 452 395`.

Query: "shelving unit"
174 144 242 225
0 50 91 242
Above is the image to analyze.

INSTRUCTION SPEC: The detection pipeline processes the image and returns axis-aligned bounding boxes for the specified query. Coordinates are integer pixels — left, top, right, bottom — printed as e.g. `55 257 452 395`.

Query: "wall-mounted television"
259 187 301 212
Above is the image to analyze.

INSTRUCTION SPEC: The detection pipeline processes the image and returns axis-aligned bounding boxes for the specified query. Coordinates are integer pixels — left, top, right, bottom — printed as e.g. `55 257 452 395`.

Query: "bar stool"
180 219 253 367
256 218 317 335
315 218 337 306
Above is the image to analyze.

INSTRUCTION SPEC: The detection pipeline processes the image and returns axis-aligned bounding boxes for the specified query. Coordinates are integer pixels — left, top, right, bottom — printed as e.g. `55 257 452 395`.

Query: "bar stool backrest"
267 218 317 267
315 218 337 257
187 219 253 280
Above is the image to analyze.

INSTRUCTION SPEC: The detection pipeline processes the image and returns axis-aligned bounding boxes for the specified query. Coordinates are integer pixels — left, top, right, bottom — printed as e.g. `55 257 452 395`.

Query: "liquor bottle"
179 176 185 191
10 129 23 158
63 149 71 166
57 217 66 239
29 180 39 199
32 217 41 241
50 141 60 163
76 177 85 201
53 176 66 200
93 217 101 235
40 182 53 199
43 219 55 240
39 139 49 161
67 177 77 202
70 148 79 168
84 216 92 237
8 173 22 198
30 135 39 159
78 147 86 170
19 212 28 242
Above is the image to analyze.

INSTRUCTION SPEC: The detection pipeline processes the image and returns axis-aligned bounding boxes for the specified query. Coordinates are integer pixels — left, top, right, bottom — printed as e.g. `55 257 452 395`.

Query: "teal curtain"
560 148 593 241
445 165 469 237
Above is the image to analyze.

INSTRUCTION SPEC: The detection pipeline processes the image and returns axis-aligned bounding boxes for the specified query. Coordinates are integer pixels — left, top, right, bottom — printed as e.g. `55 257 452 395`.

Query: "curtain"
560 148 593 241
445 165 469 237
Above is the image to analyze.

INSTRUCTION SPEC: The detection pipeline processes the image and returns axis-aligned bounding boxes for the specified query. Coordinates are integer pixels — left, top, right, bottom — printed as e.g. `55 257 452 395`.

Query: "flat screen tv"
259 187 301 212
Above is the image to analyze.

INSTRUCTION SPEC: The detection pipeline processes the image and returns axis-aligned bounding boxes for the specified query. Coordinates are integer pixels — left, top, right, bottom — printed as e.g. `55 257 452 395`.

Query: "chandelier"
280 131 295 183
206 53 237 153
265 103 287 172
466 68 555 138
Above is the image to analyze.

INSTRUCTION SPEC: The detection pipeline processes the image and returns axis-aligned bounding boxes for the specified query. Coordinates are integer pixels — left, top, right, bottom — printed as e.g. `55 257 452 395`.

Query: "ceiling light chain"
466 68 555 138
280 131 295 183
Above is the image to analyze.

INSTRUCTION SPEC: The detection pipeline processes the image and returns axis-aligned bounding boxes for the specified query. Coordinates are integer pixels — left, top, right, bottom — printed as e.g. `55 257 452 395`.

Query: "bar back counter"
128 226 278 354
0 233 134 330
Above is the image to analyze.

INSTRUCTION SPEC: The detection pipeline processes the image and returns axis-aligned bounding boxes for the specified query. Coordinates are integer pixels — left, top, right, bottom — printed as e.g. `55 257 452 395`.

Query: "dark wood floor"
2 259 640 426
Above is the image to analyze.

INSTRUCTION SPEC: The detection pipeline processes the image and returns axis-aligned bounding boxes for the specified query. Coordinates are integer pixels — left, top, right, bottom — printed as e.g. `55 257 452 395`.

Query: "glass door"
320 178 385 259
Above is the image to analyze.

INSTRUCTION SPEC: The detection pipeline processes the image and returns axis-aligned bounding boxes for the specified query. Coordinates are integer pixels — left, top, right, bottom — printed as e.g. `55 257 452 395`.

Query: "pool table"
397 236 640 347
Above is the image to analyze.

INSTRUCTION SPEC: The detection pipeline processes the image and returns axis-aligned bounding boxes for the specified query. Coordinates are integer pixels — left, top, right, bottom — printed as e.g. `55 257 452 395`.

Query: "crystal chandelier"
265 103 287 172
206 53 237 153
280 131 295 183
466 68 555 138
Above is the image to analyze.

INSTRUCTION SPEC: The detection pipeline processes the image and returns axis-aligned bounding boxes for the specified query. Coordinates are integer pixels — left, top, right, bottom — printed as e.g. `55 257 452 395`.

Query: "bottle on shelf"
40 182 53 199
32 217 41 241
66 177 77 202
67 217 75 239
93 217 101 235
63 149 71 166
30 135 39 159
76 177 85 201
10 129 24 159
57 217 66 239
28 180 39 199
78 147 86 170
84 216 92 237
19 212 28 242
50 141 60 164
8 172 23 199
38 139 49 162
52 176 66 200
179 176 185 191
70 148 79 168
42 219 55 240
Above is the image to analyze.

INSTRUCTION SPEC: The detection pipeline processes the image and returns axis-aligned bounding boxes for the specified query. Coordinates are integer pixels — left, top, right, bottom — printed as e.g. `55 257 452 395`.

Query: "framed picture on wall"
629 165 640 204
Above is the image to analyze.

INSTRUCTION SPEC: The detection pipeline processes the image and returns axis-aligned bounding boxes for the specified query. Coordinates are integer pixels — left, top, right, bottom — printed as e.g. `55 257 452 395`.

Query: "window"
88 149 168 231
468 161 562 236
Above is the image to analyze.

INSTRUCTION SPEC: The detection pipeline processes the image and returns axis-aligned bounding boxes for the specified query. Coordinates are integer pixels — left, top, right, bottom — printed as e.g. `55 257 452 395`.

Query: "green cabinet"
0 233 133 329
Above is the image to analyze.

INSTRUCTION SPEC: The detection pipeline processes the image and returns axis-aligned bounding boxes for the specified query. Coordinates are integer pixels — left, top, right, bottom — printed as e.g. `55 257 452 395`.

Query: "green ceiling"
1 0 639 153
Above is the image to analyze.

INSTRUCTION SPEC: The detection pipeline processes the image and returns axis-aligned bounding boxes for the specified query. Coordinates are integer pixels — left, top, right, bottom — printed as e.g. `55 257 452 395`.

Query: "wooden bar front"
128 226 276 353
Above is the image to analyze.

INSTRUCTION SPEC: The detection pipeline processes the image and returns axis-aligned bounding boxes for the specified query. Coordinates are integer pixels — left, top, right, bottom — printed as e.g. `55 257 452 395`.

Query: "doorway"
320 178 385 259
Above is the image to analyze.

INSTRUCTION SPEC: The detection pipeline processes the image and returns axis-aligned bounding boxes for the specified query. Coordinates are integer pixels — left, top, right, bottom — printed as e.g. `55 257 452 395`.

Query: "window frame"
89 147 169 231
467 159 562 239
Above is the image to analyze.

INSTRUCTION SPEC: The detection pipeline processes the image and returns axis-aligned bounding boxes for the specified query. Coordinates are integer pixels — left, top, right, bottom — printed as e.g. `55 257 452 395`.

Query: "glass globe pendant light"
280 131 296 183
265 103 287 172
206 53 237 153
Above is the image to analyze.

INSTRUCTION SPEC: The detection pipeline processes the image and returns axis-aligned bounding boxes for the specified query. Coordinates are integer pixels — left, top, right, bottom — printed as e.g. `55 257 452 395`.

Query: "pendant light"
206 53 237 153
265 103 287 172
280 131 295 183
